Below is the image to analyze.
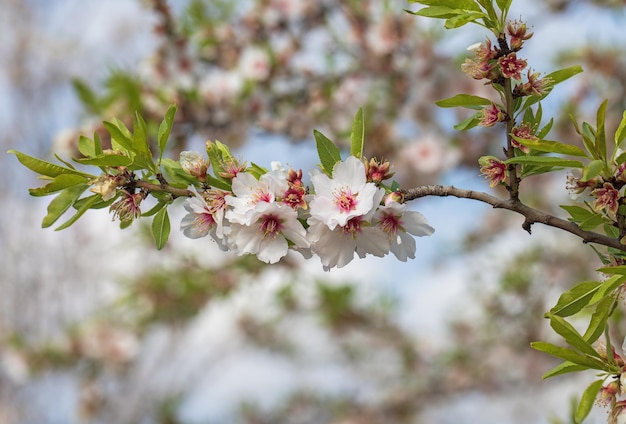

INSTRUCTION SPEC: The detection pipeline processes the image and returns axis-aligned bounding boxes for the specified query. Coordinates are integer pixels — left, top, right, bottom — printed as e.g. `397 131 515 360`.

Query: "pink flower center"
378 212 401 236
342 217 363 238
258 214 282 238
253 189 273 203
333 187 357 213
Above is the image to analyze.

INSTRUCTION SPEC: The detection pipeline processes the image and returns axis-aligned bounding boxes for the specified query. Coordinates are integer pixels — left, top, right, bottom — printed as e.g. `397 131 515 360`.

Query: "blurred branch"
403 185 626 251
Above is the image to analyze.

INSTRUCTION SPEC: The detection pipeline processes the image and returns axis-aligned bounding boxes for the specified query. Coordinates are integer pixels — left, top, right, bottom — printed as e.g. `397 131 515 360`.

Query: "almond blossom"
180 186 229 250
308 156 383 230
374 200 435 261
228 201 309 264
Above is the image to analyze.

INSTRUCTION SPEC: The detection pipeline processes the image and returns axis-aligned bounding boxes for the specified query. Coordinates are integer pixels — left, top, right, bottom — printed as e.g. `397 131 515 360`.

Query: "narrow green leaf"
29 174 89 197
415 6 460 19
545 66 584 87
511 137 587 157
435 94 492 109
597 265 626 276
560 205 594 222
574 379 604 424
78 136 95 158
314 129 341 175
548 315 600 358
103 121 135 155
496 0 513 12
94 131 103 156
530 342 603 369
583 296 615 343
8 150 91 178
504 156 583 168
581 159 605 181
151 207 170 250
588 274 626 304
615 110 626 149
541 361 588 380
444 11 485 29
549 281 602 317
141 201 167 218
42 184 89 228
454 113 481 131
596 99 608 163
350 108 364 159
55 193 101 231
74 154 132 167
158 104 178 160
408 0 480 11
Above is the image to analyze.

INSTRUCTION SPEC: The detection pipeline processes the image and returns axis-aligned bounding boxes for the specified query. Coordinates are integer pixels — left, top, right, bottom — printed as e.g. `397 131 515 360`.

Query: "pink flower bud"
180 151 209 180
479 103 507 127
479 156 508 188
592 182 620 218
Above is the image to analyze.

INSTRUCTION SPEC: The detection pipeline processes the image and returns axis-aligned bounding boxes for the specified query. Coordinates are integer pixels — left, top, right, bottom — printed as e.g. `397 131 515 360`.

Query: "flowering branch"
402 185 626 251
135 180 193 199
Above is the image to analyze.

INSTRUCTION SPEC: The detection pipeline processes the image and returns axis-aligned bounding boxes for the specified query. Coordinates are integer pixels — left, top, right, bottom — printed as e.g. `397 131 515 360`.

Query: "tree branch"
136 180 193 198
403 185 626 252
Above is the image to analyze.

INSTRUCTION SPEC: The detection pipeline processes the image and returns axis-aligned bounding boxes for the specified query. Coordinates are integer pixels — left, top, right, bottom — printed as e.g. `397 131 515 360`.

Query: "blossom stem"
402 185 626 251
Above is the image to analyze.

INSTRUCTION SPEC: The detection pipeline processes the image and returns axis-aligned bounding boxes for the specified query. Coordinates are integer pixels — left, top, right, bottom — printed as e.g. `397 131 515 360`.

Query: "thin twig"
402 185 626 251
136 180 193 198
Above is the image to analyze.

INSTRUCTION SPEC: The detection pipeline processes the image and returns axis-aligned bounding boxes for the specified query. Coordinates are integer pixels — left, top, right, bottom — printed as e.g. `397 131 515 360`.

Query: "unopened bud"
180 151 208 180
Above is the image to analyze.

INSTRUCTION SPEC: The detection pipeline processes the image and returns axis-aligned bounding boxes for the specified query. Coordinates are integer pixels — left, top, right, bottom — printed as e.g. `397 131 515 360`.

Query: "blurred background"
2 0 626 423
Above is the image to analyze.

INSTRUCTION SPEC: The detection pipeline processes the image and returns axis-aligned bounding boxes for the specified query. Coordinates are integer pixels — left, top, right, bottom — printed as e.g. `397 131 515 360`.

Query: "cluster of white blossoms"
180 154 434 270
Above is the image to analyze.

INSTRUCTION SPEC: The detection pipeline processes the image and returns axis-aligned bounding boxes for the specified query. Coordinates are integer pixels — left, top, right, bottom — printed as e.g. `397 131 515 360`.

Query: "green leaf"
408 0 480 11
78 135 96 158
103 121 135 155
581 159 605 181
549 281 602 317
548 315 600 358
504 156 583 168
55 193 101 231
615 110 626 149
454 113 481 131
435 94 492 109
545 65 584 87
444 11 485 29
574 379 603 424
314 129 341 175
414 6 461 19
158 104 178 160
350 108 364 159
511 137 587 157
596 99 608 163
151 207 170 250
530 342 603 369
597 265 626 276
541 361 588 380
42 184 89 228
583 296 615 343
141 201 168 218
161 158 201 188
247 162 269 180
29 174 89 197
8 150 92 178
495 0 513 12
74 154 133 167
578 213 608 231
588 274 626 304
560 205 594 222
71 78 101 114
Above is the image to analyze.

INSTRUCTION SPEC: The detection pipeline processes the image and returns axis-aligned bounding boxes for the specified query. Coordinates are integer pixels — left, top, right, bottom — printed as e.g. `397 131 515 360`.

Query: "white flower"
226 171 288 225
374 201 434 261
309 156 383 230
229 201 309 264
181 186 229 250
179 151 208 179
307 216 389 270
238 46 271 81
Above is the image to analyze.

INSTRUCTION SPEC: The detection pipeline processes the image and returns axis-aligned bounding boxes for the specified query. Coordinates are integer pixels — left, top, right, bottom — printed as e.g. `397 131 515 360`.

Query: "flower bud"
592 182 620 218
479 103 507 127
385 191 404 206
479 156 507 188
364 157 394 184
506 20 533 51
180 151 208 181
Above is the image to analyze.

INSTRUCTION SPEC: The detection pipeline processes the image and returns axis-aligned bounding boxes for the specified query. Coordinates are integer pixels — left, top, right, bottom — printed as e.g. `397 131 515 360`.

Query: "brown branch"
402 185 626 252
136 180 193 199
